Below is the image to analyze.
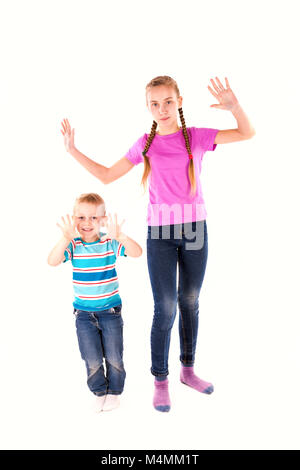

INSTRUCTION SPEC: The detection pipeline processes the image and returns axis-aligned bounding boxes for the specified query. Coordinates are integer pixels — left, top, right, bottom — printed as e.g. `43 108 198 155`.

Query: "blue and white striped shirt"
63 235 126 311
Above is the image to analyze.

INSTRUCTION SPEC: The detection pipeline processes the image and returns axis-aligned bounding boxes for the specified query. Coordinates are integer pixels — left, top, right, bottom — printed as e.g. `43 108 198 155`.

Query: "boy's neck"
80 234 100 243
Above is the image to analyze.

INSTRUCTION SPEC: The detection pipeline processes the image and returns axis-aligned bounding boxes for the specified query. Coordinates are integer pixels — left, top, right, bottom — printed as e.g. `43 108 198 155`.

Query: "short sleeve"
63 240 74 263
125 134 147 166
192 127 219 152
110 239 127 258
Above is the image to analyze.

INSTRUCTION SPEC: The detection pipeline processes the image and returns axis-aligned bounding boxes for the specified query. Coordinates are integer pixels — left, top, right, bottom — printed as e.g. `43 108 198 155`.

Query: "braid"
143 120 157 156
178 107 197 197
178 107 192 154
141 120 157 192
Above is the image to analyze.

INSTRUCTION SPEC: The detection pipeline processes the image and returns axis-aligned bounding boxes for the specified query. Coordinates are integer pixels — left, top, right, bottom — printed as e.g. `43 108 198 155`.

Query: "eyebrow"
150 97 173 103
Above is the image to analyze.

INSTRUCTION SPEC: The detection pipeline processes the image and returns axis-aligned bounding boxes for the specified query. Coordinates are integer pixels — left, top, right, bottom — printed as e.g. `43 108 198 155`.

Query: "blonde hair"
74 193 106 212
143 75 196 197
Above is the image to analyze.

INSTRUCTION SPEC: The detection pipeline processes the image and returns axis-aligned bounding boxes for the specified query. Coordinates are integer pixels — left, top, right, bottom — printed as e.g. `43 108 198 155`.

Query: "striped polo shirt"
63 234 127 312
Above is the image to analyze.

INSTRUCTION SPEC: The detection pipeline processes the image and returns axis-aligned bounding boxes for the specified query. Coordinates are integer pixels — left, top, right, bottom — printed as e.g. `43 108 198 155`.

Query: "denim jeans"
74 305 126 396
147 220 208 378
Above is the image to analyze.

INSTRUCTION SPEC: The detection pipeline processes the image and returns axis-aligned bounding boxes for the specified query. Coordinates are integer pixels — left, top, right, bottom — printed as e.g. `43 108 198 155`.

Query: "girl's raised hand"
101 213 125 242
56 214 79 241
61 118 75 152
207 77 239 111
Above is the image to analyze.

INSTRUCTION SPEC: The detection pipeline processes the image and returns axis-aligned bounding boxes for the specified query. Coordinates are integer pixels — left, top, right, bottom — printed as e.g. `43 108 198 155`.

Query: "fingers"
106 212 125 229
207 85 219 100
215 77 225 91
59 215 74 226
61 119 68 135
210 78 220 93
225 77 230 89
61 118 72 135
209 77 225 94
113 213 125 229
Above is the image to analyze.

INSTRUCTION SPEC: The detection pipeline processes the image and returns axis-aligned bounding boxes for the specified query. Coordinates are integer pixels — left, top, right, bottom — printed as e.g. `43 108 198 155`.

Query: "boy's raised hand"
207 77 239 111
101 213 125 243
56 214 79 241
61 118 75 153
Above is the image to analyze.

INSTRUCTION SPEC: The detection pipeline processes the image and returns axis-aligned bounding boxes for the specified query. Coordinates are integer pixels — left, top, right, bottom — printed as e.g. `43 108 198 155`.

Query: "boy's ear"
100 215 108 226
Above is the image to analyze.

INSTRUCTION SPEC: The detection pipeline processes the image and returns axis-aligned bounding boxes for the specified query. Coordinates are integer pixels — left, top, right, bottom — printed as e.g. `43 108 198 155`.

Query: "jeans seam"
179 305 188 364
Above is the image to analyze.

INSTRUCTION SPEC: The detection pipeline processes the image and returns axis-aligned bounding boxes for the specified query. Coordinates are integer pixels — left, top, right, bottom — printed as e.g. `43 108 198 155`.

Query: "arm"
61 119 134 184
116 233 143 258
47 215 78 266
47 236 71 266
100 214 143 258
207 77 256 144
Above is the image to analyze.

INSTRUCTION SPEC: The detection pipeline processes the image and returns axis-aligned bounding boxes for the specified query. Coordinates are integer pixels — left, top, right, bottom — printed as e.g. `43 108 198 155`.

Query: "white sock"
94 395 107 413
102 394 120 412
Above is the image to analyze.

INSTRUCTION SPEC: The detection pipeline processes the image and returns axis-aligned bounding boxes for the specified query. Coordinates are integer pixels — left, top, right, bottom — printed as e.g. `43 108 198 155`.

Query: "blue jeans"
147 220 208 378
74 305 126 396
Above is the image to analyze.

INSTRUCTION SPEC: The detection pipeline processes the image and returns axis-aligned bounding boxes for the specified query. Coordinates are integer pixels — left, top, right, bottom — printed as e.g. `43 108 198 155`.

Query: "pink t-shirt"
125 127 219 226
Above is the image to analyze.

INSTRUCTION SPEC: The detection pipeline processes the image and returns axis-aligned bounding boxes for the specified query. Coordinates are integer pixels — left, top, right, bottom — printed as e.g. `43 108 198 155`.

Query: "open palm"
56 214 79 241
208 77 239 111
61 118 75 152
101 214 125 242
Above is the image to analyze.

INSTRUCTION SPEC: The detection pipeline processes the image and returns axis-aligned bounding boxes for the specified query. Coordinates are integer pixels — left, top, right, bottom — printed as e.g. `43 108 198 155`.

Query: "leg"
147 235 178 378
147 229 179 412
178 220 213 394
75 310 107 396
98 306 126 396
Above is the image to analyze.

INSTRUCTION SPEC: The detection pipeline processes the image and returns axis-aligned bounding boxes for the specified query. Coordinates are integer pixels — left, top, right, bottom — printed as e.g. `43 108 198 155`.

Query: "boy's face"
73 202 107 242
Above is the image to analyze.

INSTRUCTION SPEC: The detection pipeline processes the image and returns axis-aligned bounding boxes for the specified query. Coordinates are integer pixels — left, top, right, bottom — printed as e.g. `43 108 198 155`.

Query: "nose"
159 103 167 114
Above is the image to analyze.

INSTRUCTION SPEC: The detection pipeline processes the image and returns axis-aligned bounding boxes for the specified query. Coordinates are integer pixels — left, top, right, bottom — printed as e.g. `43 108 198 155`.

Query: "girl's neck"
157 124 181 136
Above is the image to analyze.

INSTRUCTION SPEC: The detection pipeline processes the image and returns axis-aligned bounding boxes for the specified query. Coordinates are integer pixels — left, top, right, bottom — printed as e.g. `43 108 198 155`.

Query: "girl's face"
146 85 183 132
73 202 107 242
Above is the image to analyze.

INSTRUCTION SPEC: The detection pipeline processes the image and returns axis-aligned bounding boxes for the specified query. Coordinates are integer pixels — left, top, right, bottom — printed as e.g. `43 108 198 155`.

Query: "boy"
48 193 142 412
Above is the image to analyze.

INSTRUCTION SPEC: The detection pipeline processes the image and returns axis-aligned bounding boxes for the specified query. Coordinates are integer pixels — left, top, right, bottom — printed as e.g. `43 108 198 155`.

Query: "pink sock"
180 365 214 394
153 378 171 412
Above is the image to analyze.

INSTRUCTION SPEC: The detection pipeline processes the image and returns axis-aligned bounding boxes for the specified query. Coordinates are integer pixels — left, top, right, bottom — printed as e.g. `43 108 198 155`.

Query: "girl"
61 76 255 412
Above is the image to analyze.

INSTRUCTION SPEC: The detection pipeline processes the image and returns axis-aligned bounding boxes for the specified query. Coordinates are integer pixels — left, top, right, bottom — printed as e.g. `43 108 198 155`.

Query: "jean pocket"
111 305 122 315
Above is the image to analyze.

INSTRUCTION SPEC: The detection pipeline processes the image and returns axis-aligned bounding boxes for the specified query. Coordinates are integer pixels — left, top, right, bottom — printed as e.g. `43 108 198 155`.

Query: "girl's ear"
178 95 183 108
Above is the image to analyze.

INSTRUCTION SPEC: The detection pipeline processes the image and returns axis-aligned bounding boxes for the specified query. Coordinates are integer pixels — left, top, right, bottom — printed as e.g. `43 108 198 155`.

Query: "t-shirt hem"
73 300 123 312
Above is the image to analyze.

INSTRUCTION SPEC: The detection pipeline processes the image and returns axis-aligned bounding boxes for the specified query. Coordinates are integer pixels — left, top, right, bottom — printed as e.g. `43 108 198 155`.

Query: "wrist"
61 235 73 244
230 102 242 114
116 232 127 243
68 145 77 155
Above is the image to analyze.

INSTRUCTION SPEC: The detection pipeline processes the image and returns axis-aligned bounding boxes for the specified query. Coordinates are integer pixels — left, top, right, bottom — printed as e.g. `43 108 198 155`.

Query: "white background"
1 0 299 450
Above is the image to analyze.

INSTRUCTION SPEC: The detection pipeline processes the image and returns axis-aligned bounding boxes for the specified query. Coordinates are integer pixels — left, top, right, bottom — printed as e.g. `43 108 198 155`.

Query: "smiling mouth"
82 228 93 232
160 117 169 121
